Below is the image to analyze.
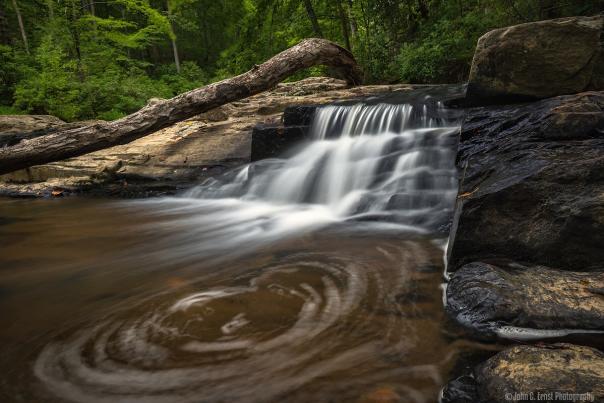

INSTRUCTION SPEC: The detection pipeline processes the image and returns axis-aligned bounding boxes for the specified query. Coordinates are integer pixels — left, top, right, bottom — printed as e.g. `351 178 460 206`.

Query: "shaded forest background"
1 0 602 121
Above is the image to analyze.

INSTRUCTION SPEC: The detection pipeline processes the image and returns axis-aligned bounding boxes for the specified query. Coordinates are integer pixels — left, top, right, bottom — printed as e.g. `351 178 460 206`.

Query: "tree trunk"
46 0 54 19
70 0 84 82
359 0 371 64
538 0 559 19
336 0 351 51
121 6 131 58
10 0 28 54
302 0 323 38
167 0 180 73
0 2 11 45
347 0 357 38
417 0 429 19
0 38 361 175
171 37 181 73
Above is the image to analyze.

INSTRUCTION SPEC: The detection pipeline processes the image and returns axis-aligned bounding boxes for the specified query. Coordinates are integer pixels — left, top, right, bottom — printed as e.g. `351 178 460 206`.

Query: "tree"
336 0 351 50
302 0 323 37
1 0 603 120
166 0 180 73
10 0 28 53
0 4 10 46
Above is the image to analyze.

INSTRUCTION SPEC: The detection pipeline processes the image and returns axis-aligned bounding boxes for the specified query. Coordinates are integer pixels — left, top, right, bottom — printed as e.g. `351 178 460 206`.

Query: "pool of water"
0 197 499 403
0 92 504 402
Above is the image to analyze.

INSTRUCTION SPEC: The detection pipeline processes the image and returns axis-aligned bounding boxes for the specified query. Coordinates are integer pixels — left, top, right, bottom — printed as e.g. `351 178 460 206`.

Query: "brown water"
1 95 493 402
0 197 497 403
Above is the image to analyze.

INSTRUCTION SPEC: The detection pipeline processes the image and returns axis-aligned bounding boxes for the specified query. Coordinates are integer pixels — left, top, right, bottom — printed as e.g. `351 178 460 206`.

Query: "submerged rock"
443 344 604 403
448 91 604 272
467 16 604 104
446 261 604 339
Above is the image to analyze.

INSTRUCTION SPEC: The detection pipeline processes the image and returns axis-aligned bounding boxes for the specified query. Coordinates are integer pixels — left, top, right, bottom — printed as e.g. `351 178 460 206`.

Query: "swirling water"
0 95 491 402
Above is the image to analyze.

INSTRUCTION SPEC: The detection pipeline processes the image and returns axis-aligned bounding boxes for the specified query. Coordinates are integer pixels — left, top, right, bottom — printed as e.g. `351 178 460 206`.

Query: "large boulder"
443 344 604 403
467 16 604 104
447 91 604 271
446 261 604 339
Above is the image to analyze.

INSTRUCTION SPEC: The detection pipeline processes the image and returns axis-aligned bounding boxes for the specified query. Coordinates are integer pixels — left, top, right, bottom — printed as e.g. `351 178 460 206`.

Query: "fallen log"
0 38 361 175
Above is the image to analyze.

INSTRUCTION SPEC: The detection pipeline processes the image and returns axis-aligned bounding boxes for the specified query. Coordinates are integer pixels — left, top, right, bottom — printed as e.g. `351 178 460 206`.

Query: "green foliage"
13 26 81 120
0 45 21 105
1 0 602 120
0 105 25 114
397 6 505 83
12 17 174 121
157 61 208 94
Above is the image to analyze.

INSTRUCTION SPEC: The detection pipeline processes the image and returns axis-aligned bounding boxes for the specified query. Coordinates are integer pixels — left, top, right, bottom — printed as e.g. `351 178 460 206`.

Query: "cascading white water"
116 101 462 265
69 99 461 266
183 101 459 236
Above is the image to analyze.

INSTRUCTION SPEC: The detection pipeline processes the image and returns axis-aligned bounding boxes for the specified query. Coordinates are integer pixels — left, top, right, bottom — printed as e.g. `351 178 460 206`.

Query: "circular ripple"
34 250 426 403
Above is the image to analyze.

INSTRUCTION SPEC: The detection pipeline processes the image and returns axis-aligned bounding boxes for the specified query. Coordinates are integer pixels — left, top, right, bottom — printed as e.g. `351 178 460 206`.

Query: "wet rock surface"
448 91 604 272
445 88 604 400
251 119 313 161
446 261 604 339
0 78 416 197
443 344 604 403
250 104 319 161
467 16 604 104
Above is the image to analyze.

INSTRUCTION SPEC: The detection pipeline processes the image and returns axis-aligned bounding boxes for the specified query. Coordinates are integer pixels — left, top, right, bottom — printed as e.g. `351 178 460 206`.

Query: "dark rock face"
467 16 604 104
444 91 604 401
448 92 604 272
443 344 604 403
250 106 317 161
446 261 604 339
283 105 318 126
441 374 479 403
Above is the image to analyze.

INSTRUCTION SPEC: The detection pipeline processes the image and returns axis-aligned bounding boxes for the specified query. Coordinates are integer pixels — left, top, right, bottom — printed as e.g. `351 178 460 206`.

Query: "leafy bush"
13 29 82 120
157 61 208 94
11 22 208 121
397 8 504 83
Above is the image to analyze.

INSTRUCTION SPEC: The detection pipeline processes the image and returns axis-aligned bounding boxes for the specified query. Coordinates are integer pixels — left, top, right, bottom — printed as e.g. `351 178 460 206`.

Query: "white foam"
496 326 604 341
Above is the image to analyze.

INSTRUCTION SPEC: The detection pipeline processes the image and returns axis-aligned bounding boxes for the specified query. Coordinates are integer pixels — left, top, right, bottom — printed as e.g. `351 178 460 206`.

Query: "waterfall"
123 100 460 262
184 101 459 232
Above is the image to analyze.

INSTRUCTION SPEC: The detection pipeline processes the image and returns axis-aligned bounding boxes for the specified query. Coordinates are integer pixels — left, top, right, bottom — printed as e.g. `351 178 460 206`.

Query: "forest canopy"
1 0 602 121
